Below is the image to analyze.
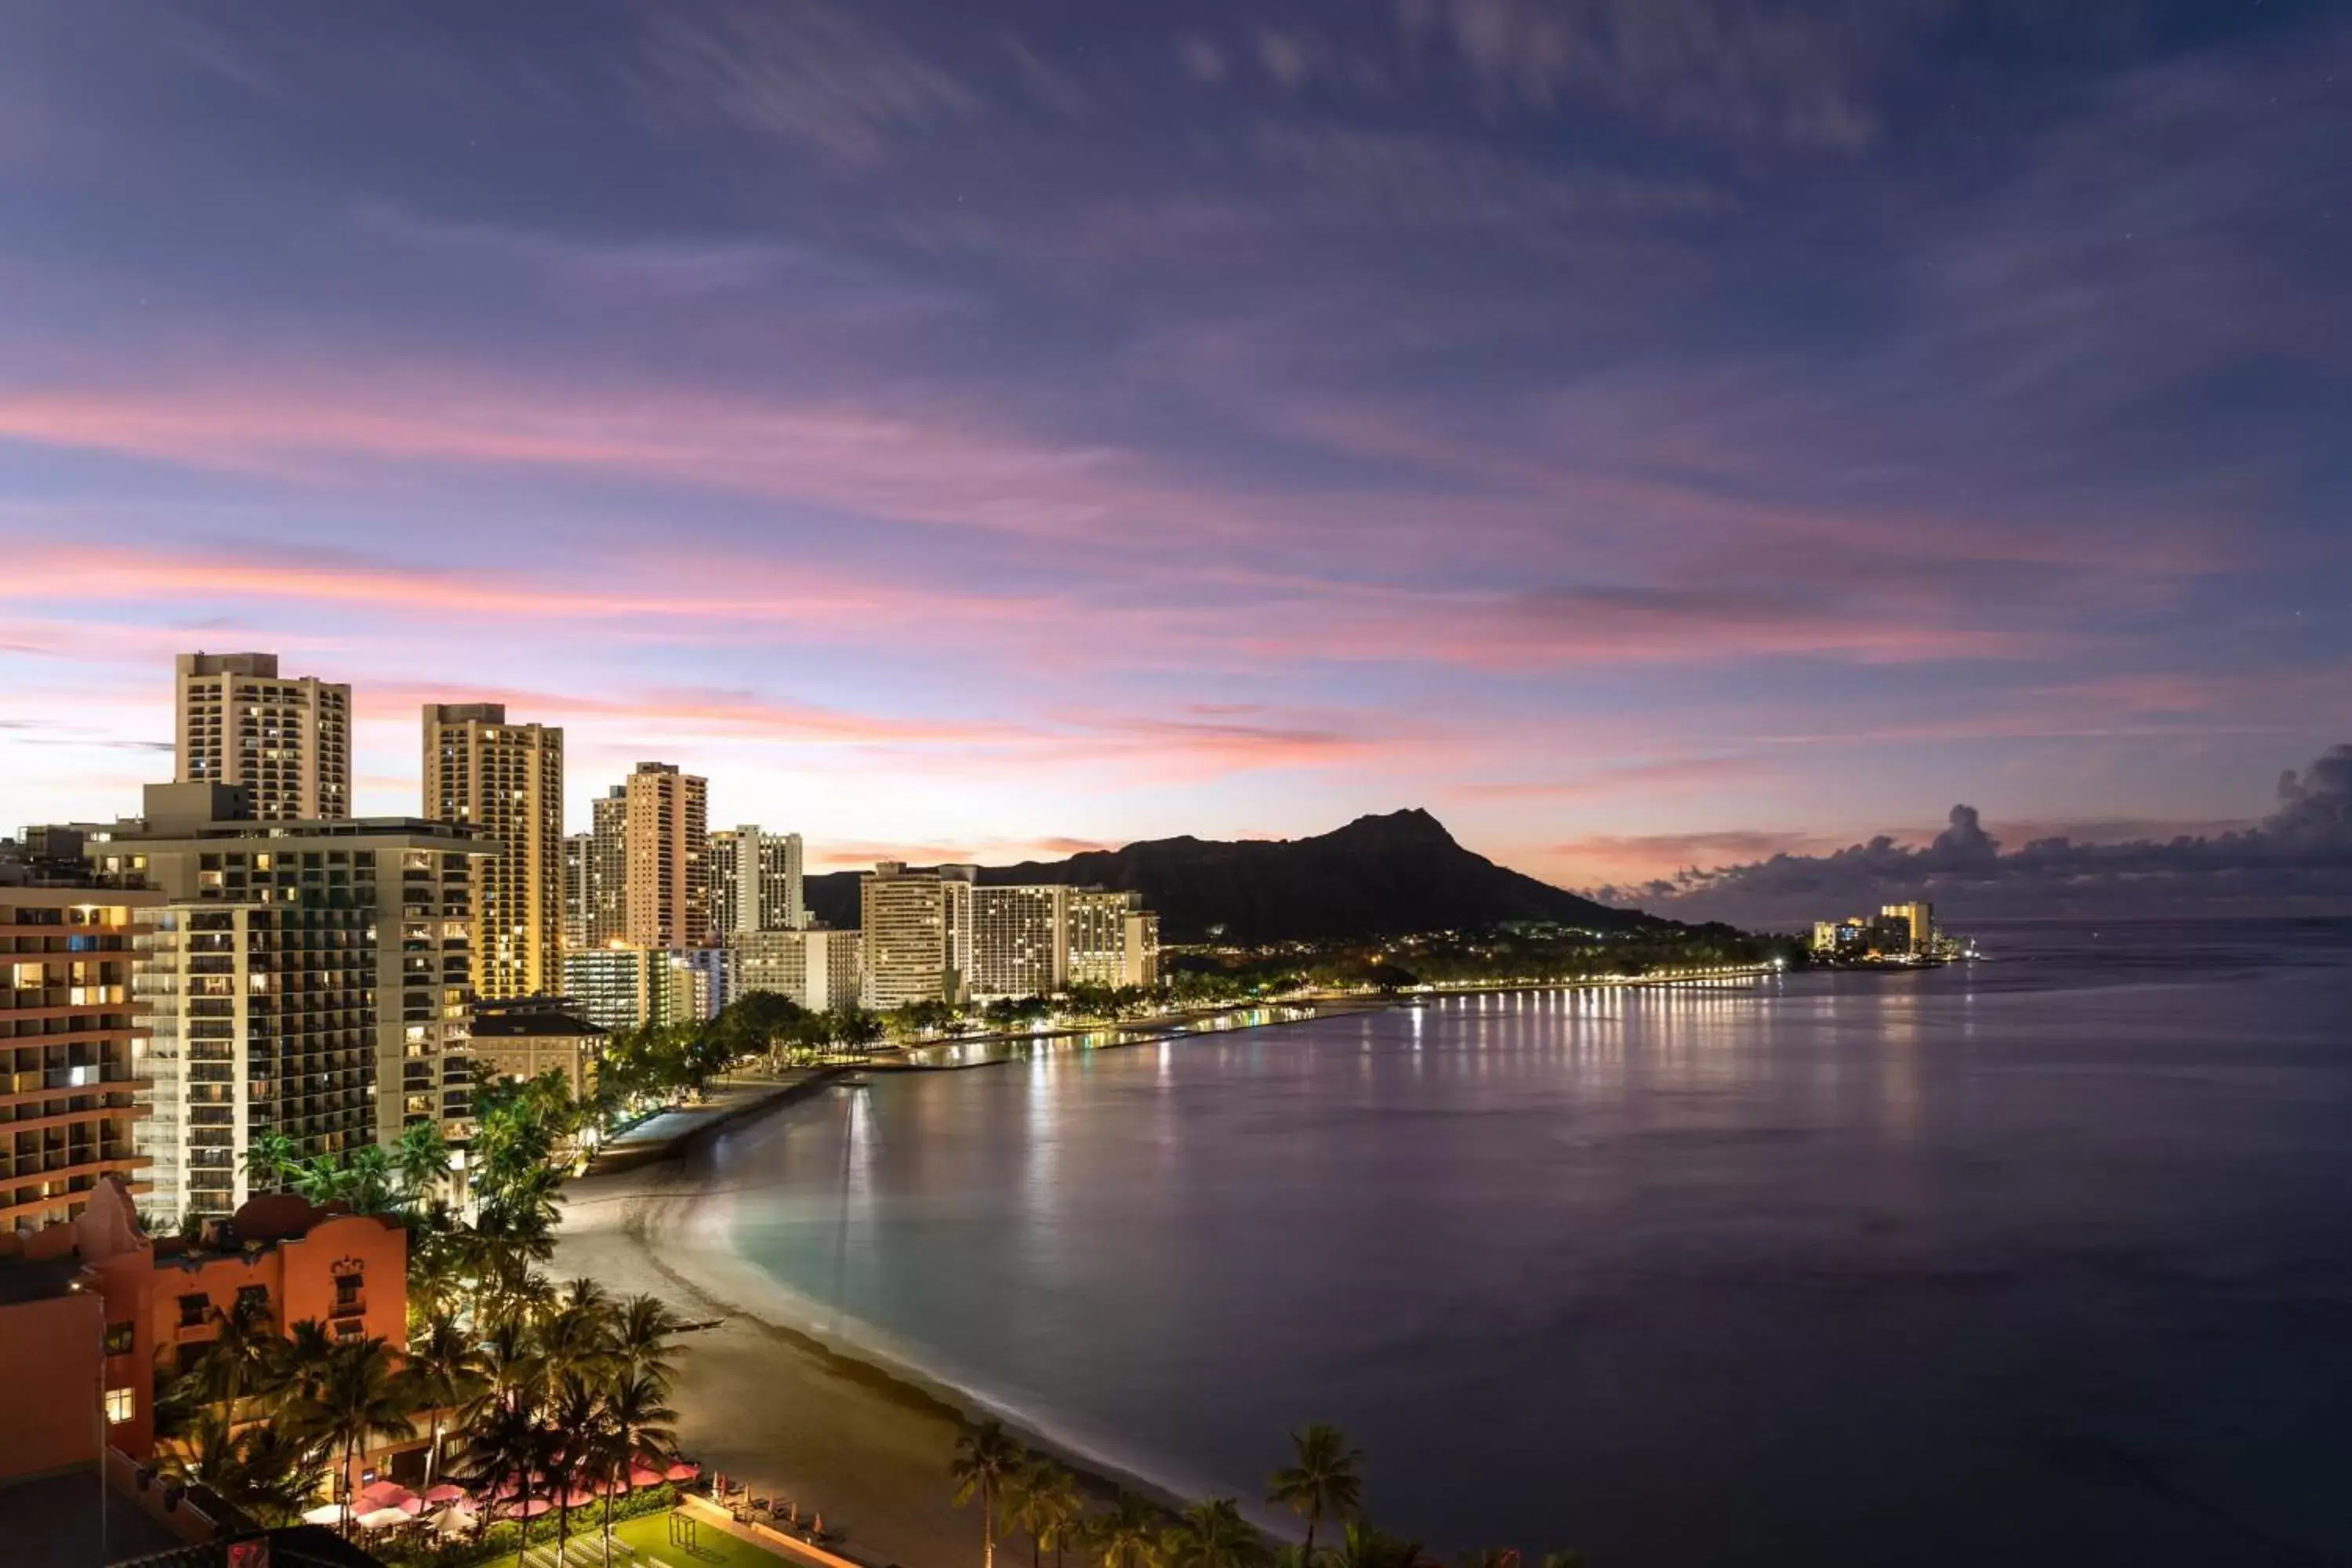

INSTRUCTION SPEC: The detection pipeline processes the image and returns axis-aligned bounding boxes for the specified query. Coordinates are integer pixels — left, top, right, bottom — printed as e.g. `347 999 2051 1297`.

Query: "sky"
2 0 2348 903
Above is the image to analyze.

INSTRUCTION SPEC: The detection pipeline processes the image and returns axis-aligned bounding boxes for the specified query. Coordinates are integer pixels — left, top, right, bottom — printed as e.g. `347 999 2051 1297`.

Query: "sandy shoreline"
555 1140 984 1568
554 1087 1203 1568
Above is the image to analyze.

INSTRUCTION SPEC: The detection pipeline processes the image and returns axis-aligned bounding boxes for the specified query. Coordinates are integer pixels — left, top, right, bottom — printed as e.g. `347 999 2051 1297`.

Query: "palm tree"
1004 1459 1063 1568
537 1297 615 1390
241 1131 299 1194
1267 1424 1363 1562
1456 1552 1520 1568
1160 1499 1268 1568
393 1119 450 1209
284 1336 417 1537
592 1370 678 1567
1327 1523 1434 1568
457 1393 557 1559
1091 1494 1163 1568
269 1317 340 1410
190 1293 279 1414
155 1409 327 1527
610 1294 684 1388
548 1374 603 1562
465 1315 546 1429
403 1312 489 1489
1027 1463 1086 1568
290 1154 350 1206
950 1421 1027 1568
407 1231 469 1334
343 1145 397 1213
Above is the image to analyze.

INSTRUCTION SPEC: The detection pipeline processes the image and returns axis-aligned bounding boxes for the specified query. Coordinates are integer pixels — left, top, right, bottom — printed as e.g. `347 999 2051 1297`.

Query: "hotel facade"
173 652 350 822
422 703 564 1000
1 885 162 1230
96 785 488 1221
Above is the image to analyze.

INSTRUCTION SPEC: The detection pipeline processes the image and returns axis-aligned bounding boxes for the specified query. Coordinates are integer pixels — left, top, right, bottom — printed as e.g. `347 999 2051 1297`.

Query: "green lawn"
611 1511 797 1568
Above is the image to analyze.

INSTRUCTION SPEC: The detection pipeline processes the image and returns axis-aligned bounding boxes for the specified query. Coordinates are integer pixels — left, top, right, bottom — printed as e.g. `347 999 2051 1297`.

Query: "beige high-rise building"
422 704 564 1000
858 862 974 1009
174 652 351 820
620 763 708 949
1068 887 1160 988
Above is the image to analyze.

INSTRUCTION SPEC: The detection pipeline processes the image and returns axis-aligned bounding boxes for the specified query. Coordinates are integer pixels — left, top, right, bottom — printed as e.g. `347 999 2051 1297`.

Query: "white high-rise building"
710 826 805 936
733 927 862 1011
174 652 351 820
858 862 974 1008
967 885 1069 999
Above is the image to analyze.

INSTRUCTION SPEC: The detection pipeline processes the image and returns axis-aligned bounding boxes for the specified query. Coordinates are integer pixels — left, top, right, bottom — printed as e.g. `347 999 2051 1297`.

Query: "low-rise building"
0 1176 408 1475
467 1000 606 1098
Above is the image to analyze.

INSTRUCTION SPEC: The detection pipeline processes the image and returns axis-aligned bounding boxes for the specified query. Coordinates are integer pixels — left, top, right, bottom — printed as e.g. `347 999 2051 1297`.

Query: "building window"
235 1285 270 1317
332 1272 364 1316
104 1323 134 1356
104 1388 134 1425
177 1294 211 1328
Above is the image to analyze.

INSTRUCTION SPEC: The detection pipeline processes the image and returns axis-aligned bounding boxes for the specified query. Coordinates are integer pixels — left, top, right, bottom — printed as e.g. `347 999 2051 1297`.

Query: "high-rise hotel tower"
620 763 709 949
174 652 350 820
422 703 564 1000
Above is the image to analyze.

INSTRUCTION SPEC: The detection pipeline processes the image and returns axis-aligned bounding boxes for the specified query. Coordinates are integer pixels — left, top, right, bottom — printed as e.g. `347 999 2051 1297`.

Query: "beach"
554 1142 986 1568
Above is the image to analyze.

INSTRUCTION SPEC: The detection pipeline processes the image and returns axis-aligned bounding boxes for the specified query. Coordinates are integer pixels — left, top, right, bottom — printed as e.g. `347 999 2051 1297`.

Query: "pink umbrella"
628 1465 664 1489
398 1495 426 1516
503 1498 553 1519
423 1484 466 1505
359 1480 415 1508
559 1486 599 1508
664 1461 701 1482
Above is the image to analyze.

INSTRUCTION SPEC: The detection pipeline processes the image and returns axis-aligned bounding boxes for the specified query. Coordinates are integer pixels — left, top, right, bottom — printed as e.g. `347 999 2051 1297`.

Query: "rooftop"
470 1011 606 1039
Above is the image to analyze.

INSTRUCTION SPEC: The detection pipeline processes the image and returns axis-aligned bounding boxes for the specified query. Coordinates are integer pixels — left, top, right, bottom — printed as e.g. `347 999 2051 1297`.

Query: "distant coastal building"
859 862 975 1008
1812 901 1939 963
422 703 564 1000
968 884 1069 998
0 884 161 1229
711 826 806 936
734 927 862 1011
1881 902 1934 954
1067 888 1160 989
173 652 350 821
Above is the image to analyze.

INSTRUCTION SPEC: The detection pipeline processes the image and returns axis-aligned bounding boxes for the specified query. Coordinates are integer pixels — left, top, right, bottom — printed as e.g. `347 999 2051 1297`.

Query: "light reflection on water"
700 922 2352 1566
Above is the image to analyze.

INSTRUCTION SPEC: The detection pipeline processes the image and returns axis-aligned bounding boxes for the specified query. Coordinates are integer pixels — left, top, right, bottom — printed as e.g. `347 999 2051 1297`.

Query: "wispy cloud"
633 0 982 165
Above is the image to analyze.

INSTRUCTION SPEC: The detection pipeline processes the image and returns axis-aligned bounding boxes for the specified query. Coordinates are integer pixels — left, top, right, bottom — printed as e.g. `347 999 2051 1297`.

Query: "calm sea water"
693 920 2352 1566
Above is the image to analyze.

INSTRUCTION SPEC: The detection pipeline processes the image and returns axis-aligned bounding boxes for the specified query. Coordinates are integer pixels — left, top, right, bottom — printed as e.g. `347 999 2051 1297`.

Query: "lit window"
104 1388 133 1425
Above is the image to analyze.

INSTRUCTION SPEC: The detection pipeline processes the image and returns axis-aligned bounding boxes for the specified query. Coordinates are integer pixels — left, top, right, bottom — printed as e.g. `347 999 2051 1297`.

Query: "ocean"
694 919 2352 1566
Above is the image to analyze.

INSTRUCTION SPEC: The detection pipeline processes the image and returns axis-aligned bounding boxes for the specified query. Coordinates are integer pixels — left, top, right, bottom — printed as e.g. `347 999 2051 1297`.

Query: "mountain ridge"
800 808 1662 943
